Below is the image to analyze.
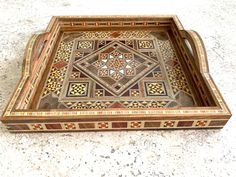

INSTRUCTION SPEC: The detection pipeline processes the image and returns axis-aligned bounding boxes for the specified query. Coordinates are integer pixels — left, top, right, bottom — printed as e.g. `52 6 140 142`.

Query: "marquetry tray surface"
1 16 231 132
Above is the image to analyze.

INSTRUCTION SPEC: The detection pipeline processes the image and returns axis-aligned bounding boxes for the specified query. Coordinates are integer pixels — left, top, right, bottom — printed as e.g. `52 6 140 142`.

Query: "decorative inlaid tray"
1 16 231 132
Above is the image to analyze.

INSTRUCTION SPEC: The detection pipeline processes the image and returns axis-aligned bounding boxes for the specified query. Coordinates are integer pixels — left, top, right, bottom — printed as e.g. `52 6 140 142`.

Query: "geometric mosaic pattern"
145 81 167 96
6 119 228 132
77 40 94 49
96 50 136 80
43 41 74 96
75 41 158 96
38 30 196 110
156 39 191 94
67 82 89 97
138 40 154 49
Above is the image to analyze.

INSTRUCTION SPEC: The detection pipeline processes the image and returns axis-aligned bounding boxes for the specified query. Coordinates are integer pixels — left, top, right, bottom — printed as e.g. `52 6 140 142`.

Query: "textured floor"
0 0 236 176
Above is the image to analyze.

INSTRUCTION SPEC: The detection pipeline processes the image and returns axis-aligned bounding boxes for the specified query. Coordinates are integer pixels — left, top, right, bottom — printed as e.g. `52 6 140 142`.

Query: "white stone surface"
0 0 236 176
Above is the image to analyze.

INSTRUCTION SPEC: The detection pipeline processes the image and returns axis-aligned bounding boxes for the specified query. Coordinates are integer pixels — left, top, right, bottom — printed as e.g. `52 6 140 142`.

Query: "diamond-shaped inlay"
74 41 158 96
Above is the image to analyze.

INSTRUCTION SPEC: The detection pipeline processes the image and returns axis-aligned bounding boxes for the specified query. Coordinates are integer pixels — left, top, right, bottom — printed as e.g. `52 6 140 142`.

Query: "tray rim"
1 15 231 123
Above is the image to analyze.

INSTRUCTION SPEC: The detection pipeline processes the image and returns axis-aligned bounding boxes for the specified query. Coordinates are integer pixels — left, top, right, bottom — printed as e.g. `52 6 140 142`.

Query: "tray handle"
22 32 49 76
17 32 49 109
180 30 209 74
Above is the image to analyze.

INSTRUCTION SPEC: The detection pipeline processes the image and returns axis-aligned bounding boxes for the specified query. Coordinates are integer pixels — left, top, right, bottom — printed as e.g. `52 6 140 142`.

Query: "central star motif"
74 41 158 96
94 50 137 80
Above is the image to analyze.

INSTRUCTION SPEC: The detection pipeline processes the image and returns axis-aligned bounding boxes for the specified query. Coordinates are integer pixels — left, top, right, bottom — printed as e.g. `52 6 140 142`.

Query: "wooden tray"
1 16 231 132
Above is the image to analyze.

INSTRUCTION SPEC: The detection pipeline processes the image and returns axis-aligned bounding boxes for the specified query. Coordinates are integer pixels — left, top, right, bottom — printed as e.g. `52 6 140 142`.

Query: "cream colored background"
0 0 236 176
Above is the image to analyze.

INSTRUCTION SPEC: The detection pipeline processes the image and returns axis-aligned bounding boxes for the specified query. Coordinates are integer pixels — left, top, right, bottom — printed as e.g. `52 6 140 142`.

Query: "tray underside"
1 16 231 132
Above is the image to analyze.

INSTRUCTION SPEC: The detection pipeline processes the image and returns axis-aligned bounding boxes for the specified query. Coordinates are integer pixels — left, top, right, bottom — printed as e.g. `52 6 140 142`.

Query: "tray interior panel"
31 29 202 110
